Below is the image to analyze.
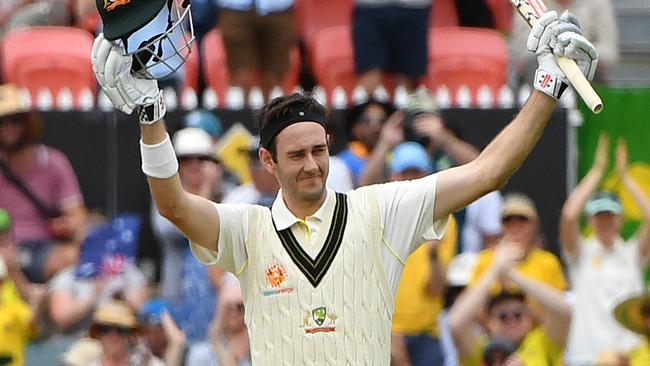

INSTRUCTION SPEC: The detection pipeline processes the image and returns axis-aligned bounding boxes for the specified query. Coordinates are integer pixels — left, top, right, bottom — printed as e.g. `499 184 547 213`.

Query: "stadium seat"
295 0 353 51
181 41 200 92
431 0 459 27
201 29 301 104
485 0 514 33
425 27 508 102
309 26 356 100
1 27 96 106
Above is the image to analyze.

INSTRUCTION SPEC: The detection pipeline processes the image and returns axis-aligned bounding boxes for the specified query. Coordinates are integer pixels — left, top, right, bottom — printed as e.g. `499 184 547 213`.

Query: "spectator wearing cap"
150 127 223 345
139 299 187 366
612 293 650 365
449 241 572 366
338 99 396 187
0 84 87 284
561 136 650 366
88 300 164 366
469 192 566 292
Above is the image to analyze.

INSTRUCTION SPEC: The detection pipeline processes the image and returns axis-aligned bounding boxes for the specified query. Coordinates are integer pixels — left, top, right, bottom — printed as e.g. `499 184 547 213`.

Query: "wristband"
138 91 166 125
533 69 569 100
140 134 179 179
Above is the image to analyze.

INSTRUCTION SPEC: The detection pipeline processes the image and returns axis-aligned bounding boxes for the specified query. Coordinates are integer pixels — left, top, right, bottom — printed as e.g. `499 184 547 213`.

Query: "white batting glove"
91 33 166 124
527 11 599 100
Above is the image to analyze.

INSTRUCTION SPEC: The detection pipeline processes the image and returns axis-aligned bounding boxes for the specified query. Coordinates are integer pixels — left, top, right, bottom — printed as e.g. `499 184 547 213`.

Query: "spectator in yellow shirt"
470 193 566 292
610 293 650 366
0 256 32 366
449 242 572 366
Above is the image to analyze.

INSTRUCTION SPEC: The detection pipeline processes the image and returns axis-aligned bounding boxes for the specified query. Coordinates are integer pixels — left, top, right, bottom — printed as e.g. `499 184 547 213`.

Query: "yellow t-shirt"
0 280 32 366
461 327 563 366
629 340 650 366
392 216 457 337
469 247 567 292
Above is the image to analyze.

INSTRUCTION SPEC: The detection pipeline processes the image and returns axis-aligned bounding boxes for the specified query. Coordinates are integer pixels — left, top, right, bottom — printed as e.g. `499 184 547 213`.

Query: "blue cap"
389 142 431 175
139 299 174 325
182 109 223 139
585 191 622 216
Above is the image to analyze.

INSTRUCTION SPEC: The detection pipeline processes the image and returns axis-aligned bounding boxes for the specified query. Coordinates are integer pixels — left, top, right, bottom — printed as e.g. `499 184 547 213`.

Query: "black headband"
259 110 327 149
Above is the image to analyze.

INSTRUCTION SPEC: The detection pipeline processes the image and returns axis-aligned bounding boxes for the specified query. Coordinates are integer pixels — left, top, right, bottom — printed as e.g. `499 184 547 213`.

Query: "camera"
401 88 440 146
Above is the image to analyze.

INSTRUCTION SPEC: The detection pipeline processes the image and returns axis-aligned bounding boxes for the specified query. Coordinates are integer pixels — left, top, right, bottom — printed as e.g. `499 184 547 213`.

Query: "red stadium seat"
431 0 459 27
485 0 514 33
1 27 96 106
295 0 353 51
309 26 356 100
181 41 200 92
425 27 508 102
201 29 301 104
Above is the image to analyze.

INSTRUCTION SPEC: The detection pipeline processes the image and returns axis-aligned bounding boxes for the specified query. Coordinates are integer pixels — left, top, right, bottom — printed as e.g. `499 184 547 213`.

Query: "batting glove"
527 11 599 100
91 33 166 124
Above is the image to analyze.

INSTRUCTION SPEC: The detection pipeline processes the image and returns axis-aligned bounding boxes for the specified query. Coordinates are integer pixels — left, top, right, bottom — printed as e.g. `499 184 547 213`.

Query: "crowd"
1 1 644 366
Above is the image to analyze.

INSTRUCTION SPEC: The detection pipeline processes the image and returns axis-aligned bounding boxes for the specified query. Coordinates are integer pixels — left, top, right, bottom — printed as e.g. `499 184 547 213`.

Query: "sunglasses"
495 309 525 323
358 115 387 125
502 215 530 223
97 324 131 336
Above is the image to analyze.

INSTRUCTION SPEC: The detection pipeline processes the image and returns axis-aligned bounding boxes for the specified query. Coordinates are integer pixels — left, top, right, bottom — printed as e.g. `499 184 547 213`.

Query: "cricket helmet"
96 0 194 79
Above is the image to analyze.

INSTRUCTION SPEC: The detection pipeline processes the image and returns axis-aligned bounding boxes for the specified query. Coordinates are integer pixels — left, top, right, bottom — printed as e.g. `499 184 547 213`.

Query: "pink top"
0 145 83 242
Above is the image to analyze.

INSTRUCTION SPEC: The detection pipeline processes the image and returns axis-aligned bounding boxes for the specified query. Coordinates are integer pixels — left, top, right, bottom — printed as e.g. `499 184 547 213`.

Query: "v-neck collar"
271 192 348 288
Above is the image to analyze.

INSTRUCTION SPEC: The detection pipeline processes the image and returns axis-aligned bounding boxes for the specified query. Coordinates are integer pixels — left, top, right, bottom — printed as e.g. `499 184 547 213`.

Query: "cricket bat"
510 0 603 114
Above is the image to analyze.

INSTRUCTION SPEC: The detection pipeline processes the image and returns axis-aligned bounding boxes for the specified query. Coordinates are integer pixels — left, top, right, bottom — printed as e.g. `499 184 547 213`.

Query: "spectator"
61 337 102 366
449 242 572 366
0 255 33 366
0 208 44 307
186 278 251 366
223 137 281 206
454 0 495 28
388 142 458 366
509 0 618 86
139 299 187 366
88 300 164 366
151 127 223 345
352 0 431 92
469 192 566 292
613 293 650 366
218 0 296 98
0 84 87 284
339 99 396 186
0 0 70 37
561 135 649 365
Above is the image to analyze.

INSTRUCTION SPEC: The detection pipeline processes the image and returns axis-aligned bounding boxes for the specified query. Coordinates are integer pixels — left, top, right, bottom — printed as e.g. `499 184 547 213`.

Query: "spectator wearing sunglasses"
337 100 396 187
88 300 164 366
449 241 572 366
561 136 650 366
469 193 566 292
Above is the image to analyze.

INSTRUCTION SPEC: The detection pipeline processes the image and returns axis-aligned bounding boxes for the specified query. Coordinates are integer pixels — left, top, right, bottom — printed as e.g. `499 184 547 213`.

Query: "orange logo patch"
104 0 131 11
266 263 287 288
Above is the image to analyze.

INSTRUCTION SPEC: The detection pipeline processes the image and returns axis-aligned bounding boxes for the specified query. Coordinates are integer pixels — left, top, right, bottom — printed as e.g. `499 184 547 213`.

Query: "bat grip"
555 56 603 114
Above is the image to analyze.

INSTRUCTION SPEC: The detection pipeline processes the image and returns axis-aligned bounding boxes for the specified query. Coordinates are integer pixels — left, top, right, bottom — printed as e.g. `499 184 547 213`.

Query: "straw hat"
0 84 42 142
613 292 650 336
88 300 140 338
61 338 102 366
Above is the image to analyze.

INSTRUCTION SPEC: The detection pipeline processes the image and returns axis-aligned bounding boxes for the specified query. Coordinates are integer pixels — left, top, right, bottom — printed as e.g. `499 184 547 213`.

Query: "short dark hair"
487 291 526 314
255 94 328 160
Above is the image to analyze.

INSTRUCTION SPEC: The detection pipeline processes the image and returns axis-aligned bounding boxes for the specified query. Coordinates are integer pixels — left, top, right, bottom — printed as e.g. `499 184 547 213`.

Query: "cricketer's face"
264 122 329 204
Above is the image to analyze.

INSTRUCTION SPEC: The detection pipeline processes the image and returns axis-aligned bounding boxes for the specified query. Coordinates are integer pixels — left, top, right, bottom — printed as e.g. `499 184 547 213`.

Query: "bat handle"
555 55 603 114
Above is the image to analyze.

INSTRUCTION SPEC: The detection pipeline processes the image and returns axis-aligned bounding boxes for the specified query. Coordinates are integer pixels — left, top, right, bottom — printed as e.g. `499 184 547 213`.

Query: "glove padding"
527 11 599 99
91 33 163 118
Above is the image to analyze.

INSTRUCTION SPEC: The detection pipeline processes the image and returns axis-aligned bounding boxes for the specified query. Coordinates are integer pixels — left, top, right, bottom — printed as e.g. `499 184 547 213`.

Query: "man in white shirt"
90 2 599 363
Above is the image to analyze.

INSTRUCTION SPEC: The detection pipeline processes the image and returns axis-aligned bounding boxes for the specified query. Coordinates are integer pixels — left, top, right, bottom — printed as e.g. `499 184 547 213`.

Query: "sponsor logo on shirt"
301 306 337 334
104 0 131 12
263 262 294 297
